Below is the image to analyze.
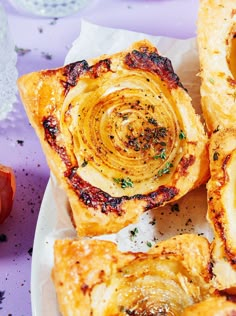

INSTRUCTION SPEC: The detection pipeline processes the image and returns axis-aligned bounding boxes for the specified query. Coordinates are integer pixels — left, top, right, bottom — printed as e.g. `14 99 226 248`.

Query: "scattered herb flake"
28 247 33 256
49 17 58 25
208 77 215 84
179 130 186 140
157 162 173 177
129 227 139 240
17 139 24 146
148 117 158 126
213 151 220 161
0 234 7 242
41 52 52 60
171 203 180 212
185 218 192 226
153 148 166 160
146 241 152 247
149 218 156 225
213 125 220 133
81 160 88 167
15 46 31 56
113 177 133 189
0 290 5 309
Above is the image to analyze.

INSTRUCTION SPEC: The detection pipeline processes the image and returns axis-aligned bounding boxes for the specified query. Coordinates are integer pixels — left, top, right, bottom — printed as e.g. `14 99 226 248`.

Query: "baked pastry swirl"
52 234 217 316
18 40 208 236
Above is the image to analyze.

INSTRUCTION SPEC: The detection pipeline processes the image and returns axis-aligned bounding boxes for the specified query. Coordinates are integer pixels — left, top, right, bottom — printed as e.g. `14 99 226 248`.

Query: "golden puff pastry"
52 234 218 316
18 40 209 236
197 0 236 134
207 127 236 292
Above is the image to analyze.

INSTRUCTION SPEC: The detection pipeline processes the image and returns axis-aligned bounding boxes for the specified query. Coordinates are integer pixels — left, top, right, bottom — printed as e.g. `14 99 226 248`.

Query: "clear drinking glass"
0 4 17 121
9 0 90 18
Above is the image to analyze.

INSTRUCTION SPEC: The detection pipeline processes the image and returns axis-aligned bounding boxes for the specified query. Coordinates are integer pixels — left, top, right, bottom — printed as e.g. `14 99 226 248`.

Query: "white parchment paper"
31 21 213 316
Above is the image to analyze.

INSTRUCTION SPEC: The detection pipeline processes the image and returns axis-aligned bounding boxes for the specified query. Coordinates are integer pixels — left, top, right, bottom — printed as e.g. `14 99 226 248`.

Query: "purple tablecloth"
0 0 199 314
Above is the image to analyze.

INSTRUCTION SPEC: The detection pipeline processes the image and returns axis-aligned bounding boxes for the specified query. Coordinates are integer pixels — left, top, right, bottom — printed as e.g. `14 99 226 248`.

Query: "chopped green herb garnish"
146 241 152 247
113 177 133 189
148 117 158 126
15 46 31 56
179 130 186 140
129 227 139 240
153 148 166 160
208 77 215 84
157 162 173 177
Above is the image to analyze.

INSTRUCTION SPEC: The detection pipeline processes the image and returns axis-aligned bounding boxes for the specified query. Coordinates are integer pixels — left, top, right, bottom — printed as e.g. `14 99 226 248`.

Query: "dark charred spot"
145 185 179 209
62 58 111 95
42 116 59 140
124 49 185 90
67 170 178 215
89 58 111 78
62 60 89 91
42 115 73 169
81 283 89 295
178 155 196 176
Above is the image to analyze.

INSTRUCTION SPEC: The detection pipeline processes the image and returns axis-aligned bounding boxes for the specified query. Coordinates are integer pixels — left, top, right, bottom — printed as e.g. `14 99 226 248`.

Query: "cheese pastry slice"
18 40 208 236
52 234 216 316
197 0 236 134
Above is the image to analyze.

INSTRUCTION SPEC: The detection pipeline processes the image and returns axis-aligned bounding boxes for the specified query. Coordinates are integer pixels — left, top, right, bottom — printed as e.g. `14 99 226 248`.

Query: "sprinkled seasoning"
153 148 166 160
81 160 88 167
0 291 5 310
157 162 173 177
17 140 24 146
15 46 31 56
213 125 220 133
41 52 52 60
129 227 139 240
208 77 215 84
213 151 219 161
28 247 33 256
171 203 180 212
49 17 58 25
179 130 186 140
0 234 7 242
113 177 133 189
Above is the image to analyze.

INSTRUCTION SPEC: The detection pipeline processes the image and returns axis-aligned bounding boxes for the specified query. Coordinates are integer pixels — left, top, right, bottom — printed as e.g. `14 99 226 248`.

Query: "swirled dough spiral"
18 40 208 236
